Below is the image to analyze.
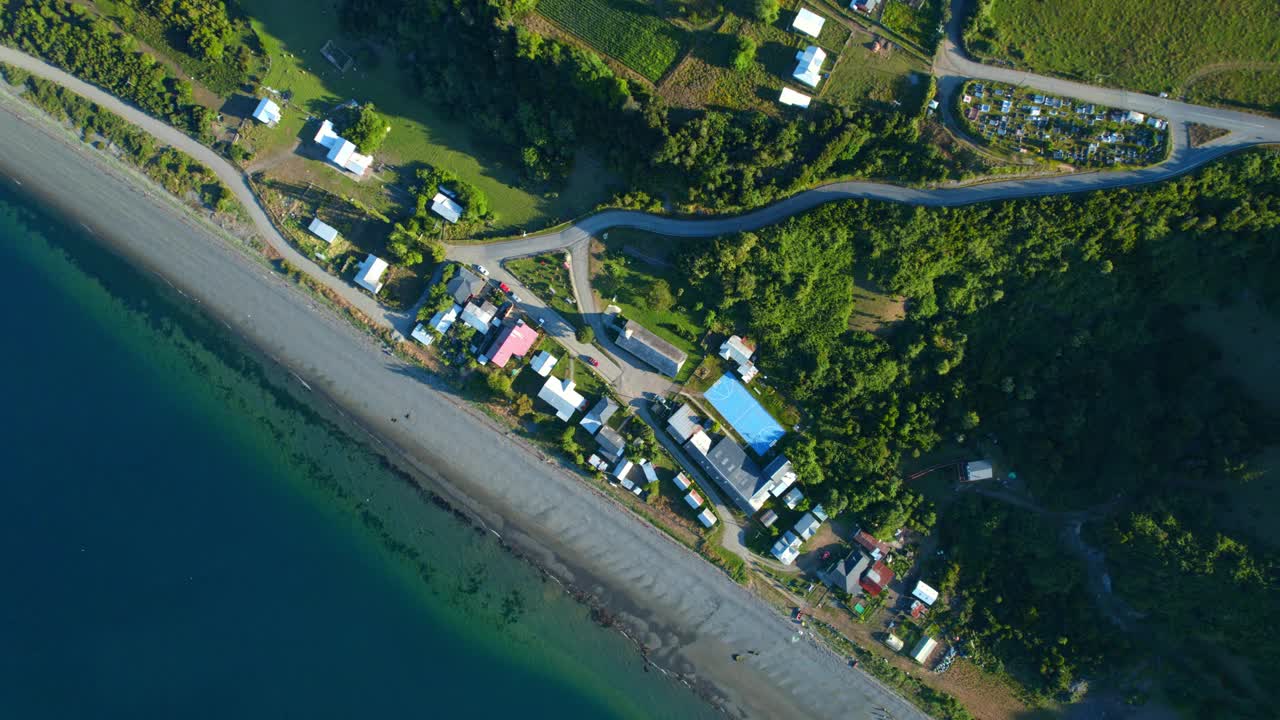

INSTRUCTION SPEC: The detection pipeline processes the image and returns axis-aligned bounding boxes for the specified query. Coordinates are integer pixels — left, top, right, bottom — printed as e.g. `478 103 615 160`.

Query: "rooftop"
483 320 537 367
529 350 558 377
793 46 827 88
537 376 586 421
595 426 627 459
430 192 464 224
697 508 718 528
685 433 773 513
666 402 703 443
616 319 687 377
252 97 281 126
446 268 486 305
791 7 826 38
354 255 388 294
579 396 619 435
308 217 339 245
779 87 813 108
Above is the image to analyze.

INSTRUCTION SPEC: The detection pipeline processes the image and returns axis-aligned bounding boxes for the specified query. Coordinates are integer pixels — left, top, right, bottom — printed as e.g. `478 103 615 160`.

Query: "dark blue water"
0 186 717 719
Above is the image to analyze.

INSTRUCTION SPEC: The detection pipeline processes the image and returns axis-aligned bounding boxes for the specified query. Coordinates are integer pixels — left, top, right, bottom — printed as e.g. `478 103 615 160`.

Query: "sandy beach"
0 93 928 719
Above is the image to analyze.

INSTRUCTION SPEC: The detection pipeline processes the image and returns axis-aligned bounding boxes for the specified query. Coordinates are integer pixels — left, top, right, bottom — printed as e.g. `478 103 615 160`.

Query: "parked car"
474 264 489 276
499 282 511 293
586 356 600 367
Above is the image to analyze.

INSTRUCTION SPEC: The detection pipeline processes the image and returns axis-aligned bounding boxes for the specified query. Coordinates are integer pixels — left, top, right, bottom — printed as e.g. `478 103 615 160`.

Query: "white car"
474 264 489 276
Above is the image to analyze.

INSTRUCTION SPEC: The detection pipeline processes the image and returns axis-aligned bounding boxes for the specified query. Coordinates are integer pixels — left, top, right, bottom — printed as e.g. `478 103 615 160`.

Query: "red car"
499 282 511 293
586 356 600 367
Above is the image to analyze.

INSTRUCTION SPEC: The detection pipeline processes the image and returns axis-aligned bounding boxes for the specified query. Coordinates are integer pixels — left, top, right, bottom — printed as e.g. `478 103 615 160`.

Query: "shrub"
732 36 757 72
576 324 596 343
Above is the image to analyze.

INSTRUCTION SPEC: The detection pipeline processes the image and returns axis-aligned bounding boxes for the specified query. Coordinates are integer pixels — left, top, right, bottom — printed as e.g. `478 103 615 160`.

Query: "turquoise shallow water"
0 185 718 719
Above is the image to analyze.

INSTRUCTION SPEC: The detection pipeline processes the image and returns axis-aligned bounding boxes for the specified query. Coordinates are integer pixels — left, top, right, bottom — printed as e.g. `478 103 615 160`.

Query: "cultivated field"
537 0 689 82
964 0 1280 111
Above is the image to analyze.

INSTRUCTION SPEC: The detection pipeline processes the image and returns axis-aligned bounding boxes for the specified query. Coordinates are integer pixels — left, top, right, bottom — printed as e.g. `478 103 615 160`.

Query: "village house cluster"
959 81 1169 167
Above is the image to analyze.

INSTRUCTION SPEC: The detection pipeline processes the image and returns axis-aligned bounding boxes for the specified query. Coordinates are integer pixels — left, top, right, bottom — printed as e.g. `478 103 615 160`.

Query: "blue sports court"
704 374 786 455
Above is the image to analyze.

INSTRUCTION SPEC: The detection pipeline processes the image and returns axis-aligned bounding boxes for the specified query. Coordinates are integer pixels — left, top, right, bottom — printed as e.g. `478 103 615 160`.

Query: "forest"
336 0 963 212
0 0 210 136
682 150 1280 712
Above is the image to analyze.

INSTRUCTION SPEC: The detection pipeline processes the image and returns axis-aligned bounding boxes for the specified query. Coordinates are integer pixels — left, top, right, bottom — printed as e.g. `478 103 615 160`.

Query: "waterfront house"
538 375 586 421
354 254 388 294
579 396 619 435
595 426 627 460
771 531 803 565
821 550 871 594
410 323 434 346
428 303 461 334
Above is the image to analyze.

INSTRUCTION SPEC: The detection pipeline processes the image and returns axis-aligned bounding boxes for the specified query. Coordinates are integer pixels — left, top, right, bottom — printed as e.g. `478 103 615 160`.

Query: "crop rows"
538 0 685 83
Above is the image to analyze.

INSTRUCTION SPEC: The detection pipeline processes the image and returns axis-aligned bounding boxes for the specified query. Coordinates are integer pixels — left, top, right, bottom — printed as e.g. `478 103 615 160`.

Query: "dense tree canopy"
683 150 1280 708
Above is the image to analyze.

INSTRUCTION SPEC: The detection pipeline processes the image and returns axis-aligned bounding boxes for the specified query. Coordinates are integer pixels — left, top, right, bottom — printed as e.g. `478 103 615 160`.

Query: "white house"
779 87 813 109
354 254 388 294
252 97 281 126
697 508 718 528
684 490 704 510
430 192 464 224
538 376 586 421
313 119 374 177
912 580 939 606
308 217 339 244
1126 110 1147 124
791 7 826 38
428 303 461 334
530 350 558 377
410 323 434 346
793 46 827 88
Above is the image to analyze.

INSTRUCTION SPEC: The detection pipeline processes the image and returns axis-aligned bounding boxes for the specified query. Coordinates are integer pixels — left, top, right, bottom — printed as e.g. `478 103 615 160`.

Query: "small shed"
912 580 939 606
759 509 778 527
697 508 718 528
640 460 659 484
884 634 905 652
251 97 281 126
308 217 340 244
783 487 804 510
672 472 693 491
911 637 938 665
613 458 634 480
410 323 434 346
684 490 704 510
964 460 994 482
779 87 813 109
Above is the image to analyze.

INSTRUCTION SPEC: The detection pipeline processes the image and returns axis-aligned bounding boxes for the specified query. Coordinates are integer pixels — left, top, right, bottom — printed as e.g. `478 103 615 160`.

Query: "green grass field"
964 0 1280 109
239 0 618 232
878 0 943 53
824 37 926 108
538 0 689 82
504 254 585 328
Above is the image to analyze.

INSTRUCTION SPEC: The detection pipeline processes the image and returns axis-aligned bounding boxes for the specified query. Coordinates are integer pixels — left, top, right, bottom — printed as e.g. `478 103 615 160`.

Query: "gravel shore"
0 94 928 720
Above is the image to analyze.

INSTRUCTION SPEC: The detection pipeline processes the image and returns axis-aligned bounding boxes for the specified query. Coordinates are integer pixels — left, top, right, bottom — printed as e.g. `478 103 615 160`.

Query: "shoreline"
0 90 927 720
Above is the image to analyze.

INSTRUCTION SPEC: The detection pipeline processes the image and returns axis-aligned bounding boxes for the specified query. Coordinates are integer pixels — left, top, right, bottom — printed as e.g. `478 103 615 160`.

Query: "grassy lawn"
964 0 1280 109
504 253 585 329
589 229 707 382
848 270 906 333
878 0 943 52
238 0 619 232
823 34 927 108
537 0 690 82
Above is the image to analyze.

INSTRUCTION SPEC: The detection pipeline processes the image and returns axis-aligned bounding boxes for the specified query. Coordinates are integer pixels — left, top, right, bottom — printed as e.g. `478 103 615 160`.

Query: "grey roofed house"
579 396 619 435
685 433 771 513
821 549 871 594
964 460 994 482
446 268 486 305
615 319 687 377
595 426 626 460
666 402 702 442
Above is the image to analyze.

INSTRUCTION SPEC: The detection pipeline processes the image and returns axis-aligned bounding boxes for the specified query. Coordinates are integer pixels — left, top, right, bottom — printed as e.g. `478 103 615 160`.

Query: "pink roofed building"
483 320 538 367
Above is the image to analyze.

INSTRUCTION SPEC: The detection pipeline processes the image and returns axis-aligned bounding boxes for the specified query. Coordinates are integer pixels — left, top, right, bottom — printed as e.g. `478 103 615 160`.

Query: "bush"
576 324 596 343
646 279 675 311
344 103 387 154
485 369 513 398
732 36 757 72
745 0 779 24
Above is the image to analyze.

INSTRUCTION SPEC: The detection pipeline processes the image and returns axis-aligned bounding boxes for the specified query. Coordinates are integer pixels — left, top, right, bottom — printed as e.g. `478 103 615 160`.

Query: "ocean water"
0 185 718 720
